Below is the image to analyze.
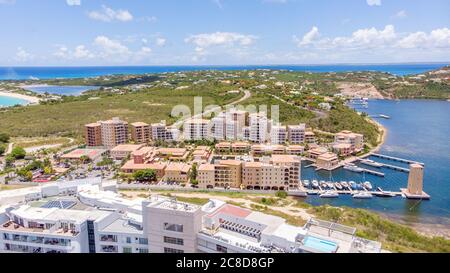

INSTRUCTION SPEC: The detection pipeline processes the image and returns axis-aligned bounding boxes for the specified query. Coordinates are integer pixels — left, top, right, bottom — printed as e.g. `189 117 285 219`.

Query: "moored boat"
335 182 343 190
312 180 319 189
352 191 373 199
320 191 339 198
363 181 373 191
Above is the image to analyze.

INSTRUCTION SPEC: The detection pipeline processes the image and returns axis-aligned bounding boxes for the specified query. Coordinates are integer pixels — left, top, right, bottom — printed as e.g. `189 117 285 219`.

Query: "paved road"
172 90 251 128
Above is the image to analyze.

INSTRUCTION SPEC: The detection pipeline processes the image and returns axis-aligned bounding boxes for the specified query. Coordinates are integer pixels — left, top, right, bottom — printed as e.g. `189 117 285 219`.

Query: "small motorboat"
320 181 328 189
312 180 319 189
360 159 383 168
302 180 310 188
341 181 349 188
335 182 343 190
356 183 364 190
352 191 373 199
349 181 357 190
343 163 364 173
320 191 339 198
363 181 373 191
327 182 334 189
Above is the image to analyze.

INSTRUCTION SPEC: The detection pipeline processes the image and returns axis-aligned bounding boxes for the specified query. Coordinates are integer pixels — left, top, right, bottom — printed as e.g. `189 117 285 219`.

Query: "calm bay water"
0 96 28 107
22 85 99 96
0 63 447 80
302 99 450 225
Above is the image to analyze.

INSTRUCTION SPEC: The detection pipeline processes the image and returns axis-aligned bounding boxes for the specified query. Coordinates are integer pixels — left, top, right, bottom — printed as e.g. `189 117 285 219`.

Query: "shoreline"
0 91 41 104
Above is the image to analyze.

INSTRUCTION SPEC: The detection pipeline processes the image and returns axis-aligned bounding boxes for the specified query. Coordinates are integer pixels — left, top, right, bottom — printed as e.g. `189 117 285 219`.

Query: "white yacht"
311 180 319 189
360 159 383 168
363 181 373 191
302 180 310 188
352 191 373 199
335 182 343 190
343 163 364 173
320 191 339 198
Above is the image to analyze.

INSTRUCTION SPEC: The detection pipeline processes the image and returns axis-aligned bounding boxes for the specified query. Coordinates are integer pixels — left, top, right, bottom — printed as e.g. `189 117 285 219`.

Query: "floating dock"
371 153 424 166
378 162 410 173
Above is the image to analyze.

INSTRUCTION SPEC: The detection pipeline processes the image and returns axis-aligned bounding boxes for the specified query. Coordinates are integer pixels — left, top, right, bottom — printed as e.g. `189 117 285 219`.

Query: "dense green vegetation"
240 91 316 125
311 104 380 146
309 205 450 253
0 88 242 137
132 169 157 182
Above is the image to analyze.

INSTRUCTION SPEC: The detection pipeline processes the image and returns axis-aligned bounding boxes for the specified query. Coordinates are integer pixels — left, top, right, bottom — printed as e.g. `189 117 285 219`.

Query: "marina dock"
378 162 410 173
370 153 424 166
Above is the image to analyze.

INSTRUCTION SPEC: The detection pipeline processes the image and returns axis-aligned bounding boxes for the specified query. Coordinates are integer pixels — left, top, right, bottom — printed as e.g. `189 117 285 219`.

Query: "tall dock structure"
401 163 430 199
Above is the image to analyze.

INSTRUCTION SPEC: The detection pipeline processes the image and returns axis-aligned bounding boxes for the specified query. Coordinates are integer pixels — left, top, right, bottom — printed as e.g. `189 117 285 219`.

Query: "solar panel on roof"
41 200 76 209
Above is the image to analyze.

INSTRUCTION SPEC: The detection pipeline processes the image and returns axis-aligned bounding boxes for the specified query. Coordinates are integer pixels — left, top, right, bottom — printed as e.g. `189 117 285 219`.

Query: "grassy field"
0 87 242 137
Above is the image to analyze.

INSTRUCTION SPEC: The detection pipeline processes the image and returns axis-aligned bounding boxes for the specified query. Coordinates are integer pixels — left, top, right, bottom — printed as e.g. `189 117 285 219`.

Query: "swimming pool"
302 236 338 253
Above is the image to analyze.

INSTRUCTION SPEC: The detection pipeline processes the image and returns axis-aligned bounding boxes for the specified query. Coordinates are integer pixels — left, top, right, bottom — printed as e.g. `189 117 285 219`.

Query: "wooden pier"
371 153 424 166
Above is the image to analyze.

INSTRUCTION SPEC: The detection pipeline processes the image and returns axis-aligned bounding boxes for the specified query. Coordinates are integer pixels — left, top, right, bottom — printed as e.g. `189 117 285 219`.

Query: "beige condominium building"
131 122 151 144
100 117 129 149
198 160 242 189
242 162 288 190
288 123 306 144
269 155 301 189
183 119 210 141
85 122 102 147
334 130 364 153
164 163 192 184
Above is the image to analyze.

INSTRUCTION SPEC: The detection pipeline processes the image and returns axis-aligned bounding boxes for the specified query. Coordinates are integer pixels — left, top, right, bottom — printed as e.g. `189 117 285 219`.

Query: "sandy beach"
0 91 40 104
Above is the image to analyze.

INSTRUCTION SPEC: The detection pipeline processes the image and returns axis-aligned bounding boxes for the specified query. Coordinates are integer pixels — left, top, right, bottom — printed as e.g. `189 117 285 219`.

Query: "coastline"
0 91 40 104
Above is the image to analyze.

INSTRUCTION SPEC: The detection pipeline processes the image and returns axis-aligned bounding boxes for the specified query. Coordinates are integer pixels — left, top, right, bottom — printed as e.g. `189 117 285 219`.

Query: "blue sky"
0 0 449 65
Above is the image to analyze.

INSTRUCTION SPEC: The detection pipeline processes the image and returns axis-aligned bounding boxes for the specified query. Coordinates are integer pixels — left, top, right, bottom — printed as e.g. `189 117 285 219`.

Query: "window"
123 247 132 253
216 244 228 253
139 238 148 245
164 223 183 233
126 237 131 244
139 248 149 253
164 236 184 246
164 247 184 254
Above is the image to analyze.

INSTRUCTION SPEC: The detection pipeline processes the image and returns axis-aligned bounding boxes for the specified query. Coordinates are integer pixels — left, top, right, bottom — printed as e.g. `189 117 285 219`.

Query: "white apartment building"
151 122 180 142
0 183 382 254
271 125 287 144
183 119 210 141
226 110 246 140
143 198 203 253
211 113 227 141
288 124 306 144
249 113 271 143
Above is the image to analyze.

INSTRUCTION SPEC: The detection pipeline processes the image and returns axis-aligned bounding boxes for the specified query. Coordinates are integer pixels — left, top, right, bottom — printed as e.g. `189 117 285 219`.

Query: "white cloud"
394 10 407 19
185 32 257 52
66 0 81 6
396 28 450 49
293 26 320 46
15 47 33 62
156 37 167 47
296 25 397 50
94 36 131 57
366 0 381 6
53 45 94 59
88 5 133 22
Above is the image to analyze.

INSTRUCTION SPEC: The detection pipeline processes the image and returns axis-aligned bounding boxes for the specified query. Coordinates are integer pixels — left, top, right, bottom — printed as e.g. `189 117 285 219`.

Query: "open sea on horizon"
0 63 448 80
